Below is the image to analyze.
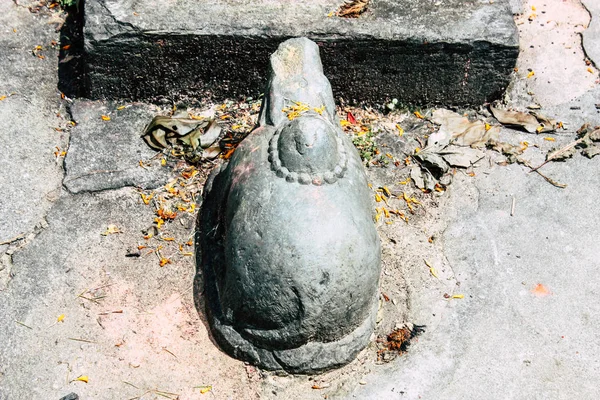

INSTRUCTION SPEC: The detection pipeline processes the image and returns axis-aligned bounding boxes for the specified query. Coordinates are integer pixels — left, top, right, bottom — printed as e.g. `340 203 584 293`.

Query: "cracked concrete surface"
1 0 600 399
0 2 68 245
1 189 254 399
355 154 600 399
508 0 598 107
582 0 600 68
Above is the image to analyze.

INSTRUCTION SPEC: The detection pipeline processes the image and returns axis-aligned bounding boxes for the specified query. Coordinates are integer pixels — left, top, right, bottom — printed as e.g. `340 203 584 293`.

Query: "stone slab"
80 0 519 107
354 152 600 399
0 188 213 399
63 101 170 193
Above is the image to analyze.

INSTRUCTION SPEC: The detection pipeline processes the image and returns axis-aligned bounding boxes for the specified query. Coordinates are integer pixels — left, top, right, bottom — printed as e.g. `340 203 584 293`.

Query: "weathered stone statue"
198 38 381 373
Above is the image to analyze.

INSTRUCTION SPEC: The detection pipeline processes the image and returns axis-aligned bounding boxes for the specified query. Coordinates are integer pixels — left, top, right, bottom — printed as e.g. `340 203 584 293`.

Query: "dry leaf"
336 0 369 18
202 143 222 159
490 140 525 163
545 143 578 162
490 106 555 133
414 151 449 174
200 120 222 148
429 109 499 148
377 324 425 360
589 127 600 141
143 116 220 151
439 146 485 168
582 145 600 159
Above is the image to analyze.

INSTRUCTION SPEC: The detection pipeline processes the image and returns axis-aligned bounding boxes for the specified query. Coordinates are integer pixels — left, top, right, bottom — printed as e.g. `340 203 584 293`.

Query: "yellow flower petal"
101 224 122 236
199 385 212 394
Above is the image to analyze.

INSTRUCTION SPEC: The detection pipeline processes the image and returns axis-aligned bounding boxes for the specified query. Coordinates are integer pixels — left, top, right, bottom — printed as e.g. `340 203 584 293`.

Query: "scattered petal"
140 193 154 205
159 257 171 267
347 111 357 125
532 283 551 297
222 148 236 159
196 385 212 394
101 224 122 236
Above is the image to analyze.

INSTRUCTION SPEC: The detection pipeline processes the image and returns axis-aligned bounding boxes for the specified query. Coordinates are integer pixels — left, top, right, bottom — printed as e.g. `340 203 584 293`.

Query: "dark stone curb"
77 0 519 107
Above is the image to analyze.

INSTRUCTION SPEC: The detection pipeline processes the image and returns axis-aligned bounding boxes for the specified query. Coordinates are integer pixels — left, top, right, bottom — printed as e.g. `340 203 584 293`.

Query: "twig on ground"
520 159 567 188
15 320 33 329
530 135 587 172
511 196 516 216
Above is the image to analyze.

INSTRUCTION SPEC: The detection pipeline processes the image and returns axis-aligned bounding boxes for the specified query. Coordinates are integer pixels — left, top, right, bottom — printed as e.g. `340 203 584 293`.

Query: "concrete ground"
1 1 599 399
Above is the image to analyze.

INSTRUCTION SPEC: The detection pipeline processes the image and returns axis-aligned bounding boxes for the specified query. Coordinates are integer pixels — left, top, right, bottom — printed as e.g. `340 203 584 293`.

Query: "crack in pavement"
0 217 49 290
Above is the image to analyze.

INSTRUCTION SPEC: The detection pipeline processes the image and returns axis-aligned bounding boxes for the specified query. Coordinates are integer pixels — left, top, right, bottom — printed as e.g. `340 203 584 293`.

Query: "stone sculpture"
198 38 381 373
